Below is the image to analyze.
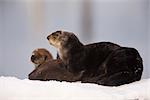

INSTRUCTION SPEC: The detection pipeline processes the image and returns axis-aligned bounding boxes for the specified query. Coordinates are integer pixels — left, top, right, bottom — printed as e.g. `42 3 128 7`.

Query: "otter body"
81 47 143 86
47 31 143 86
29 48 82 81
66 42 120 73
29 59 82 81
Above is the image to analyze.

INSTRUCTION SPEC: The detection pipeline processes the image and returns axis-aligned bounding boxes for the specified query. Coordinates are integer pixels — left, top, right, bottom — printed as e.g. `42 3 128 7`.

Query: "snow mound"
0 76 149 100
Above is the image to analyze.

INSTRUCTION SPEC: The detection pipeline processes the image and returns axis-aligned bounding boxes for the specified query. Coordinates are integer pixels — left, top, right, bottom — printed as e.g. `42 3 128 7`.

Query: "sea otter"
47 30 143 86
31 48 53 68
29 48 83 81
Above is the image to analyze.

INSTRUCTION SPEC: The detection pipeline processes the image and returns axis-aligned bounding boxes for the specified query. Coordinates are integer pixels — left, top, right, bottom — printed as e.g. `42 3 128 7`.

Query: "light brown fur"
31 48 53 68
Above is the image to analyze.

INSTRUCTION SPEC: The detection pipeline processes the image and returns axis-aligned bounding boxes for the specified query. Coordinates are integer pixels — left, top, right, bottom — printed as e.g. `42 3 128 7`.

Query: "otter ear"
60 30 63 34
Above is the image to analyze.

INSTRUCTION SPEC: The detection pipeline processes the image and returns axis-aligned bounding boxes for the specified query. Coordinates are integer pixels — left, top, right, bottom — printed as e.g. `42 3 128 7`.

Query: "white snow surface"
0 76 149 100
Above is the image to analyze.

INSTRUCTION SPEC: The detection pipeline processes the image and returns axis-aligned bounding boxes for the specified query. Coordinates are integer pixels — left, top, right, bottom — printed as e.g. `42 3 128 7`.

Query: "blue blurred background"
0 0 149 79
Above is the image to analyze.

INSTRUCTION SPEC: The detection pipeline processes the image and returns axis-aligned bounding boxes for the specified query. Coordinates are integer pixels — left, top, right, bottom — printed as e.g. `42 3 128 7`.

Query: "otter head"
47 30 82 49
31 48 53 68
47 30 84 65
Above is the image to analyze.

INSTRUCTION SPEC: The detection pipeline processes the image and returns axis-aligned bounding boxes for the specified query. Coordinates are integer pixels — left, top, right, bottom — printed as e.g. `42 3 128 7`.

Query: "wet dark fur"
62 42 143 86
48 31 143 86
81 46 143 86
28 59 83 81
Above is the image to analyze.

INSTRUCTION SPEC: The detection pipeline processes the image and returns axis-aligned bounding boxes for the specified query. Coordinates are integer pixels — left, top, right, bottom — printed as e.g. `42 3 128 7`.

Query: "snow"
0 76 149 100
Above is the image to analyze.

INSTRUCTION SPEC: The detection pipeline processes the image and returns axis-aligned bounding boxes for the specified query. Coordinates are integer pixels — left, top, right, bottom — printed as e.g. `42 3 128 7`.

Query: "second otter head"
31 48 53 68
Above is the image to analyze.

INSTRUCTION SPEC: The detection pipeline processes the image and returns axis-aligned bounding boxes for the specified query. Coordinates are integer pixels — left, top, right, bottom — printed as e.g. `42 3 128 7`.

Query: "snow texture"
0 76 149 100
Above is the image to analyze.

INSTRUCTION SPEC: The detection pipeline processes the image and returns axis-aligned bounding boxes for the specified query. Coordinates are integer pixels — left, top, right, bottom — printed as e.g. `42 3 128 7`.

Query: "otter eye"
53 36 57 39
52 33 59 38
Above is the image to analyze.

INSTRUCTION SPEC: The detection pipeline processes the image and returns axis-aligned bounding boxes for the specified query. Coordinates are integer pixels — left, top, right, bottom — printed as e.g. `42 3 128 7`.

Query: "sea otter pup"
29 48 83 81
47 30 143 86
31 48 53 68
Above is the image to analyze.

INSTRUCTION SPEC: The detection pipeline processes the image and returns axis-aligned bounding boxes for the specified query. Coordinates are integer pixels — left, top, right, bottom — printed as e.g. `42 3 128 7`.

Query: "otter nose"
47 35 50 40
31 55 36 61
